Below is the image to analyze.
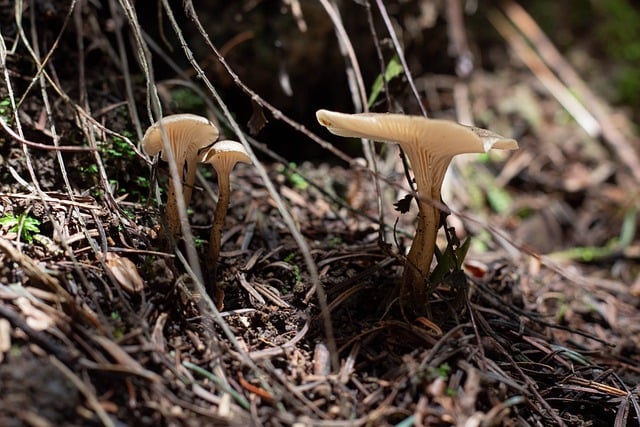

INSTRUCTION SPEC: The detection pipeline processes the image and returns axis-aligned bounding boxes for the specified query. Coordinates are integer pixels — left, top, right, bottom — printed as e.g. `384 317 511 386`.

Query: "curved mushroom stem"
183 157 199 209
164 182 179 236
165 156 200 238
164 159 186 238
400 155 451 312
402 200 439 307
207 172 231 283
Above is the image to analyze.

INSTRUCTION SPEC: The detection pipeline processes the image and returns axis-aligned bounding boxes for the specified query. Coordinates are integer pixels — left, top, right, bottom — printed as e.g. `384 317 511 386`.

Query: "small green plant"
110 311 125 339
291 264 301 283
134 175 150 188
368 55 403 107
428 363 451 379
79 164 99 176
101 134 136 161
328 236 343 248
283 252 302 283
0 97 12 121
0 212 41 243
429 230 471 285
277 163 308 190
194 237 205 249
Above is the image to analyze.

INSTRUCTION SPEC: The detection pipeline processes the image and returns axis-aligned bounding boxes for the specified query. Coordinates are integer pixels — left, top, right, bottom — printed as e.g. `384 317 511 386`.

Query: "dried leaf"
393 194 413 214
247 100 268 135
105 253 144 294
15 297 54 331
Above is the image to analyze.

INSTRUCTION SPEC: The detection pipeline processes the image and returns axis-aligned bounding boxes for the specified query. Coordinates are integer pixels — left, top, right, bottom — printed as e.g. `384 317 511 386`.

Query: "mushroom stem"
207 172 231 281
165 157 199 237
141 114 219 238
164 175 182 237
200 140 252 300
183 157 199 210
401 153 451 306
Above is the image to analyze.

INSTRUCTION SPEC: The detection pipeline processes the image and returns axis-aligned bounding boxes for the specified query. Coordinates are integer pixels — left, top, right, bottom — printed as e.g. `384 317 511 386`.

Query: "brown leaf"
105 253 144 294
393 194 413 214
247 100 268 135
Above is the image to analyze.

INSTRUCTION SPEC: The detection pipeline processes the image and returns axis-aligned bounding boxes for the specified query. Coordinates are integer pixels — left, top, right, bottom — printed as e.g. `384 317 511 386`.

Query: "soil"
1 1 639 426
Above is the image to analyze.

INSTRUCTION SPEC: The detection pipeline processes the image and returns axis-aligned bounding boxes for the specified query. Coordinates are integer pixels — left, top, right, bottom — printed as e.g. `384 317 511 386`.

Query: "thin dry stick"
0 117 95 152
369 0 423 228
49 356 115 427
8 0 97 295
488 9 600 137
115 0 204 286
13 0 74 110
318 0 376 164
180 0 339 371
374 0 427 117
76 3 138 223
445 0 474 79
319 0 367 112
320 0 387 256
500 0 640 183
363 1 408 246
158 2 305 408
29 0 105 288
107 0 143 140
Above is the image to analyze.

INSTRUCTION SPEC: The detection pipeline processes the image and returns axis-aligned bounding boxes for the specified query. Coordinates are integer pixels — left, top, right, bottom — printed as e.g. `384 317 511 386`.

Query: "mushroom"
142 114 219 236
200 140 253 283
316 109 518 310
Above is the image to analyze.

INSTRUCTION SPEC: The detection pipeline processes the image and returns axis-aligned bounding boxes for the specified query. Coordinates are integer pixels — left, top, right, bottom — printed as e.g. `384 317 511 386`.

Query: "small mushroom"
142 114 219 236
200 140 252 283
316 109 518 310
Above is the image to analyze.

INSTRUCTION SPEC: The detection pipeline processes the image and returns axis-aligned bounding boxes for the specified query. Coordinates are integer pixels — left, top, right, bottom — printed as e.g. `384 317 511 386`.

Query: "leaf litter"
0 1 639 426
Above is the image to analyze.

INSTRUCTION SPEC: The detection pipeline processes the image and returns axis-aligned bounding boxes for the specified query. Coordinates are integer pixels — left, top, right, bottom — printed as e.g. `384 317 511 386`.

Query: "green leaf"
0 215 18 228
430 236 470 284
549 207 637 263
0 213 40 243
486 185 513 214
367 56 403 107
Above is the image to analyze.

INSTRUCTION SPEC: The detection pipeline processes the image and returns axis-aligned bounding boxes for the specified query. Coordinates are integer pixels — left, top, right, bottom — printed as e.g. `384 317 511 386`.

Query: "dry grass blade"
488 8 600 137
500 0 640 183
49 356 115 427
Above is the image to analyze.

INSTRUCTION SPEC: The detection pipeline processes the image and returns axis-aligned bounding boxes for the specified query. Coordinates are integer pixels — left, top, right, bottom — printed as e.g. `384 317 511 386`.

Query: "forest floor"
0 1 639 426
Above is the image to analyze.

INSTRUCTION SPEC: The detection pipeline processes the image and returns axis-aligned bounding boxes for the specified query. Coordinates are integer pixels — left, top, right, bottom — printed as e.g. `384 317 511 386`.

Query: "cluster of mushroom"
316 110 518 312
141 114 251 282
140 110 517 314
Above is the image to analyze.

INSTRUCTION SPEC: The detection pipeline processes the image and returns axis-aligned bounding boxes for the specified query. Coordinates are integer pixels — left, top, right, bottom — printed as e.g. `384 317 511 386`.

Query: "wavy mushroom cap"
201 140 252 176
142 113 219 162
316 109 518 157
317 109 519 309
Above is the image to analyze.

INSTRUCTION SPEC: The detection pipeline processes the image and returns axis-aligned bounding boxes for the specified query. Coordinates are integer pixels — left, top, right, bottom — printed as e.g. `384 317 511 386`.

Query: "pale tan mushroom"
142 114 219 236
200 140 252 282
316 109 518 310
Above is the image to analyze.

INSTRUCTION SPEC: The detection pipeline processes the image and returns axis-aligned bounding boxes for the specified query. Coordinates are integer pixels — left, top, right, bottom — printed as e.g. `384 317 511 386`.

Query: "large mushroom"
316 109 518 310
142 114 219 236
200 140 253 285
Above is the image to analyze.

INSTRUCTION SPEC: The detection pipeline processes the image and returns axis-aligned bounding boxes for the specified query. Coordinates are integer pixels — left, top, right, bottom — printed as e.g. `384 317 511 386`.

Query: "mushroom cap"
316 109 518 156
201 140 252 175
142 113 219 162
